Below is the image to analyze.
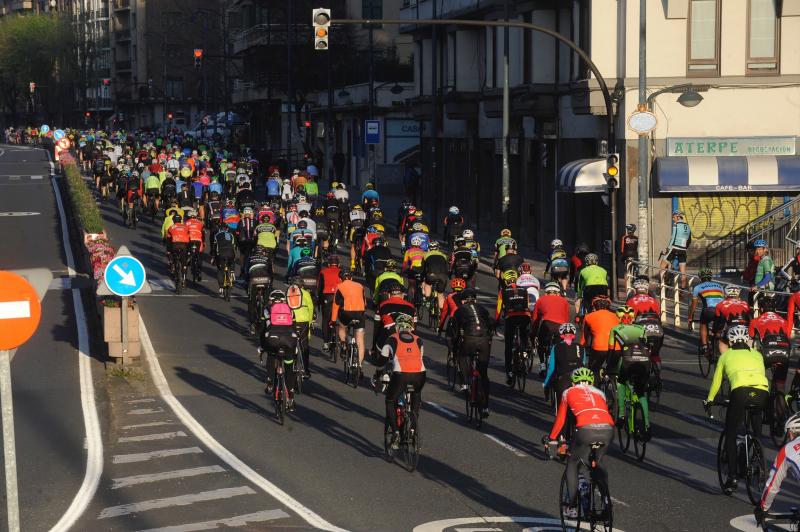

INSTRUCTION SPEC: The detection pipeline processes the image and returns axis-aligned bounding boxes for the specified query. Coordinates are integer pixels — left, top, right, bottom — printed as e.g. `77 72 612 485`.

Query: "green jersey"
145 175 161 190
495 237 516 258
707 348 769 401
755 254 775 290
577 265 609 296
609 323 646 349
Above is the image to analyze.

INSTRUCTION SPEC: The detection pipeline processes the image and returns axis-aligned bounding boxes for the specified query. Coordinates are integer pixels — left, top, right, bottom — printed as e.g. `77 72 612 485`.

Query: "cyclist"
266 171 282 203
144 169 161 212
348 204 367 270
184 209 205 278
374 260 406 306
442 206 464 248
494 270 531 386
753 239 776 293
659 210 692 289
373 282 417 355
212 225 236 297
494 243 523 286
543 323 585 408
688 268 725 355
247 246 274 334
610 305 651 440
165 213 190 276
545 367 614 520
750 296 791 402
620 224 639 273
544 239 571 292
450 237 478 287
376 314 426 450
254 213 278 255
439 277 466 339
532 282 571 377
361 182 379 209
705 325 769 493
403 235 427 303
580 296 619 376
453 288 493 417
757 413 800 523
461 229 481 258
287 277 315 379
493 228 516 267
421 241 449 312
576 253 609 319
364 237 392 294
317 255 342 351
715 285 751 354
516 263 541 309
627 277 660 318
260 290 299 408
332 269 367 373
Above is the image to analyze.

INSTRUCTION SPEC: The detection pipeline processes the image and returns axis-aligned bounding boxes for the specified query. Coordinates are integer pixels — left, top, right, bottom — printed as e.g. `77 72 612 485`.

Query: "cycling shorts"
337 310 365 330
619 359 651 397
146 187 160 197
424 272 448 293
699 306 717 325
666 248 687 264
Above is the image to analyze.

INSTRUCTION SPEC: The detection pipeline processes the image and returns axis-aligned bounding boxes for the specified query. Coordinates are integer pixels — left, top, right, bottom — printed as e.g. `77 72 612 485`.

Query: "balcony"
232 24 306 55
87 98 114 111
113 0 130 11
115 60 132 72
399 0 488 19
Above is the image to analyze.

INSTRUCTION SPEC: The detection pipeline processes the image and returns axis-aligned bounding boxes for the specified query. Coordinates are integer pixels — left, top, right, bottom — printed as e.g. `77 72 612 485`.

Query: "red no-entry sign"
0 271 42 350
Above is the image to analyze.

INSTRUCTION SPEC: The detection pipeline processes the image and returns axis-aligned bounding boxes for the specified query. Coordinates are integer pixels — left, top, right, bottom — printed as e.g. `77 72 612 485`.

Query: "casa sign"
667 136 796 157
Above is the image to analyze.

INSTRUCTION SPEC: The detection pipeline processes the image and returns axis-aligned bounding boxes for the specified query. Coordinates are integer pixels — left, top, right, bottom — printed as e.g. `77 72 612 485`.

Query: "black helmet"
460 288 477 302
760 295 777 312
172 214 182 223
297 220 308 230
339 268 353 280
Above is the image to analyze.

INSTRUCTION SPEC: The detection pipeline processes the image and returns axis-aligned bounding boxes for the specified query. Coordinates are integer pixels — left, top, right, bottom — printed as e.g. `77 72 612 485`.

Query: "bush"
62 160 104 234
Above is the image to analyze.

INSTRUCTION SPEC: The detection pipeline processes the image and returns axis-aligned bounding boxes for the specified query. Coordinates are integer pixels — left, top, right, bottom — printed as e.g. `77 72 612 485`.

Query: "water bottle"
578 476 590 513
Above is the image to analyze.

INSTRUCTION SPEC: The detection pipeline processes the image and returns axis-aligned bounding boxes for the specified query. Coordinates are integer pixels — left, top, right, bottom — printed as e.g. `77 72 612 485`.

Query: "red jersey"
715 299 751 324
185 218 204 243
317 266 341 295
168 223 190 244
531 294 570 328
549 384 613 440
626 294 660 317
787 292 800 335
360 232 381 256
439 292 462 329
749 312 788 339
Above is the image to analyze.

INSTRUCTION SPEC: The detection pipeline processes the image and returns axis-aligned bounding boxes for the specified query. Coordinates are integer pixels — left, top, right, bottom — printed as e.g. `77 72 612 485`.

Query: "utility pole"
637 0 649 266
430 0 439 228
368 22 375 186
326 51 334 185
502 0 511 226
287 0 294 168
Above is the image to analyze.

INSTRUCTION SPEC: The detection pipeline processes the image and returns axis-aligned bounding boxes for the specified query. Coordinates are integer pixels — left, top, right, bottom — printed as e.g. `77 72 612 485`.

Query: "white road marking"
0 301 31 319
49 168 103 532
0 211 40 217
127 407 165 415
139 317 348 532
126 398 156 404
425 401 458 419
730 514 790 531
121 421 177 430
112 447 203 464
48 278 72 290
610 497 629 507
483 434 528 458
98 486 256 519
414 516 626 532
111 466 225 489
117 431 187 443
135 509 291 532
30 175 43 180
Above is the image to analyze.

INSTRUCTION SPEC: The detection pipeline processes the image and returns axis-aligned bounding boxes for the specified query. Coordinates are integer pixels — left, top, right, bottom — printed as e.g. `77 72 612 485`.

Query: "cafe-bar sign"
667 136 796 157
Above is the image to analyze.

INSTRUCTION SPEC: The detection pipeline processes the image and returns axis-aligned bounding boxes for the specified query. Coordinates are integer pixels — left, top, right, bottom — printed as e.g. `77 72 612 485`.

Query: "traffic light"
167 112 174 120
313 8 331 50
605 153 620 189
304 120 312 128
102 78 111 87
85 111 91 118
29 81 36 93
193 48 203 69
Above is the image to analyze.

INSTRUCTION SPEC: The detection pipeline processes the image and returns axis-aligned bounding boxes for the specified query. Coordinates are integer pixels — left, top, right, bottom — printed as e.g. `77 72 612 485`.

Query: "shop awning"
557 158 608 193
656 155 800 192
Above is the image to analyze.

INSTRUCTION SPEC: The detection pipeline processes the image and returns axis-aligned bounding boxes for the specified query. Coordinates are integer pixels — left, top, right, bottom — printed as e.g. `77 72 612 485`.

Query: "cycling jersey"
715 299 751 325
450 248 476 273
496 253 523 274
761 435 800 510
377 297 416 328
755 254 776 289
453 302 492 338
266 178 281 197
382 332 425 373
185 219 204 245
620 234 639 259
692 281 724 309
408 231 430 251
531 294 570 327
167 223 190 244
749 312 788 339
495 236 516 258
668 221 692 250
145 175 160 190
549 385 614 440
544 341 585 391
422 250 449 274
332 279 366 322
495 285 530 321
546 248 570 275
333 189 349 201
256 231 277 249
707 348 769 401
403 247 426 272
626 294 660 317
609 323 646 350
439 292 463 329
317 266 341 296
516 274 540 309
577 265 609 297
581 310 619 352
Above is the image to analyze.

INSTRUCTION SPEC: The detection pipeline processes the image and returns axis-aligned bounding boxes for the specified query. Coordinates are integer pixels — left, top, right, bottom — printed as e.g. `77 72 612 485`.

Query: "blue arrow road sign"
365 120 381 145
40 125 50 134
103 256 147 297
53 129 65 141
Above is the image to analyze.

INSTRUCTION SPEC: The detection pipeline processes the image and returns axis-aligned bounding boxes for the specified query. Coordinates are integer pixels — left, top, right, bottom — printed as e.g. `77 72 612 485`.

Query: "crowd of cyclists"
21 125 800 528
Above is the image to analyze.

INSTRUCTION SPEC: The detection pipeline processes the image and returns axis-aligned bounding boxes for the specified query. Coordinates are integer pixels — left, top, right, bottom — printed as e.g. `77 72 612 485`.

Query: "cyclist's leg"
385 373 403 432
297 321 310 373
615 359 628 420
632 361 651 429
724 388 749 480
355 324 366 364
503 318 515 376
410 371 426 417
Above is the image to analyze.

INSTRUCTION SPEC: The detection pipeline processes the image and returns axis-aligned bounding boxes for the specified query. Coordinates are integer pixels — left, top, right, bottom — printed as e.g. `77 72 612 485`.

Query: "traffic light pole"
0 349 20 532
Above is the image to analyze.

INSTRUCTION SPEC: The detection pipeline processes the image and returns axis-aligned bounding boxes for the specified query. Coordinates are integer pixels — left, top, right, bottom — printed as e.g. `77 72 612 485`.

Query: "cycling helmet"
451 278 466 291
365 182 374 190
454 237 466 247
559 323 577 337
180 167 191 178
544 282 561 295
297 220 308 230
571 367 595 385
518 262 532 275
331 181 339 188
753 239 768 249
326 191 335 199
410 235 424 247
353 204 363 211
672 210 685 218
294 237 309 248
760 295 777 312
785 412 800 434
288 276 303 287
502 270 519 285
550 239 563 248
288 204 297 212
372 223 385 233
366 226 379 234
296 194 306 203
414 209 423 217
326 255 340 266
209 191 220 200
500 228 512 238
625 224 636 233
633 278 649 293
395 314 414 332
339 268 353 280
616 305 635 324
584 253 599 266
337 183 346 190
412 222 424 232
184 209 197 219
428 241 440 251
385 259 398 272
726 324 750 345
292 168 300 175
269 289 286 303
462 229 474 240
724 285 741 298
460 288 477 303
386 281 404 295
172 214 182 223
698 267 713 281
592 295 611 310
371 210 384 221
449 206 460 215
242 207 254 217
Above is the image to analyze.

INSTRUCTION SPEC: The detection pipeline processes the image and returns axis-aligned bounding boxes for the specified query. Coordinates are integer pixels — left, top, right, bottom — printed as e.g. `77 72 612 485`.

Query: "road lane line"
483 434 527 458
135 509 291 532
126 398 156 404
112 447 203 464
118 431 187 443
49 167 103 532
610 497 629 507
425 401 458 419
98 486 256 519
111 466 225 489
121 421 177 430
139 317 348 532
127 407 165 415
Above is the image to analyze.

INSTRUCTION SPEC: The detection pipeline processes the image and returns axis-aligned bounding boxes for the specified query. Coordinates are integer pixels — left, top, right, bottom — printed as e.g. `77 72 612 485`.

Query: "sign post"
0 270 48 532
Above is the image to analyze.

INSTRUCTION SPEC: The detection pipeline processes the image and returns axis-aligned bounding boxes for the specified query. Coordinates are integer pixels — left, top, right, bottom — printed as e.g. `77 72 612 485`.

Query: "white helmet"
449 206 460 215
724 285 741 298
462 229 474 239
785 412 800 434
633 278 649 293
410 235 423 247
550 239 563 248
727 324 750 344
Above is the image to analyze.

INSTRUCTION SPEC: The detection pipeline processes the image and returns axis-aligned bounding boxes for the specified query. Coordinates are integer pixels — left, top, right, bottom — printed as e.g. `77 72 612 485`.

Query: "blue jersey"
287 247 312 272
361 189 379 203
409 231 430 252
191 181 205 199
266 178 281 196
669 221 691 249
175 179 185 193
692 281 724 309
209 181 223 195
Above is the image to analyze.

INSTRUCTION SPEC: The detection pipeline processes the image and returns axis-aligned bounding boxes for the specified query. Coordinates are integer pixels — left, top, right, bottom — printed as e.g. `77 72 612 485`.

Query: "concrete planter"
103 302 141 361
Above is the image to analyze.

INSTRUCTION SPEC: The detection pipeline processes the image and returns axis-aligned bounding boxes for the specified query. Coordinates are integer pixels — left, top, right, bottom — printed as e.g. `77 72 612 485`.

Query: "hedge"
61 157 104 234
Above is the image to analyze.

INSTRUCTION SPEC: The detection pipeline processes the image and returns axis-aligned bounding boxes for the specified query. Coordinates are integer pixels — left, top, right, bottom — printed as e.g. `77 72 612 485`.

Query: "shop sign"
667 136 796 157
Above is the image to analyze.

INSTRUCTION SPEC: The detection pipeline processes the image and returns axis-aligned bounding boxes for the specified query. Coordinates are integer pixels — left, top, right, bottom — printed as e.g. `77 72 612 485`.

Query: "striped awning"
656 156 800 192
557 158 608 193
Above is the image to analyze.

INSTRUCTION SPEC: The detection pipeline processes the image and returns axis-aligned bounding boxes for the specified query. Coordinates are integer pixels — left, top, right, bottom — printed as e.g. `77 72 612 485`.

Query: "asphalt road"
0 144 87 531
92 182 800 532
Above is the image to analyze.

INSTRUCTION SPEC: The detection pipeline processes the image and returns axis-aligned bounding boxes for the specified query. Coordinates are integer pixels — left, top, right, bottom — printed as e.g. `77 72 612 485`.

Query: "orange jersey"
580 309 619 352
168 223 190 244
549 384 613 440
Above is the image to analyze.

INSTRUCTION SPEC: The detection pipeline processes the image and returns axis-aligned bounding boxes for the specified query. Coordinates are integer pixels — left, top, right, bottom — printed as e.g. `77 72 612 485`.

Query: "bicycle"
509 328 528 393
147 192 158 224
172 247 188 294
698 326 721 378
464 350 485 430
189 242 202 284
272 348 293 425
555 441 614 532
759 507 800 531
124 195 139 229
340 320 362 388
293 340 305 396
707 399 768 505
383 383 422 472
617 374 649 461
219 259 235 301
765 367 790 447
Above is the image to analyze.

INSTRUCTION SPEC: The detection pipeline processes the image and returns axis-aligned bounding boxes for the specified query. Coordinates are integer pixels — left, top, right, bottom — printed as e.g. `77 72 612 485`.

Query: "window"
165 78 183 99
362 0 382 28
687 0 720 76
747 0 779 74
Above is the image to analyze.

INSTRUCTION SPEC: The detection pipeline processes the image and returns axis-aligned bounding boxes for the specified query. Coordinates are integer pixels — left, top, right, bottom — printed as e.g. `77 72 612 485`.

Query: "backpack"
505 287 529 313
286 285 304 310
269 302 294 326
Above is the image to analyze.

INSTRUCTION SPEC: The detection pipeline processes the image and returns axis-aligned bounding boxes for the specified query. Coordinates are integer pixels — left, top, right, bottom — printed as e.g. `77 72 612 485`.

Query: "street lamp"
677 89 704 108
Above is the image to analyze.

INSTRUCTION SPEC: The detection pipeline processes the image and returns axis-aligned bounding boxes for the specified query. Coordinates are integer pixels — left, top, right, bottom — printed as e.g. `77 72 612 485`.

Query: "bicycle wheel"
698 346 711 377
618 400 631 454
329 337 338 364
350 344 360 389
403 411 421 472
633 402 647 462
590 476 614 532
514 352 526 393
559 470 579 531
383 417 394 462
446 351 457 391
527 337 537 374
647 362 662 411
745 437 767 506
342 344 351 385
770 391 789 448
275 378 286 426
717 430 731 494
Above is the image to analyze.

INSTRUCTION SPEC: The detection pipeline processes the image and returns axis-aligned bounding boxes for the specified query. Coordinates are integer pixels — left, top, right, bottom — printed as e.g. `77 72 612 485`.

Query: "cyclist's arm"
760 446 792 510
331 290 343 323
543 347 556 388
706 353 727 402
495 294 503 322
577 272 586 298
788 295 797 336
688 297 699 321
548 395 569 440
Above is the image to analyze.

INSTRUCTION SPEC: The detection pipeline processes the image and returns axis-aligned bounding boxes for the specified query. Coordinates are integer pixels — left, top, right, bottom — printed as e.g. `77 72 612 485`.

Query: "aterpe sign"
0 271 42 351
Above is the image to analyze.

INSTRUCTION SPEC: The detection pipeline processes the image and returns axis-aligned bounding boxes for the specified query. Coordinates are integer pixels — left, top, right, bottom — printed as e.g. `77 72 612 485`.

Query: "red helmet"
450 278 466 291
518 262 532 274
